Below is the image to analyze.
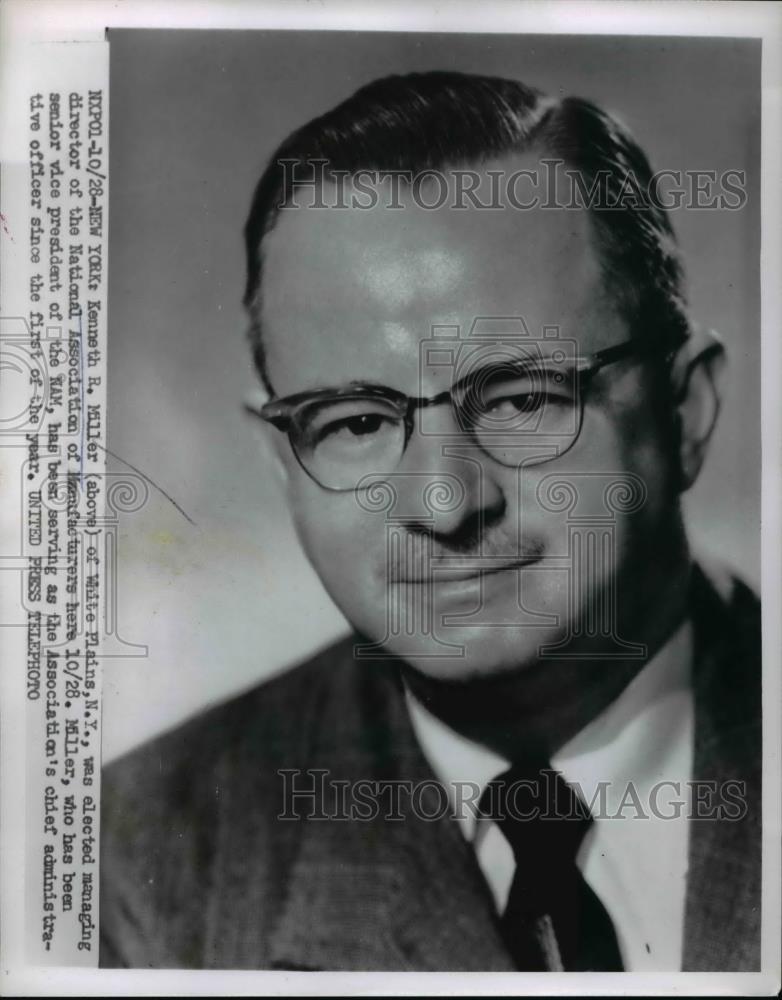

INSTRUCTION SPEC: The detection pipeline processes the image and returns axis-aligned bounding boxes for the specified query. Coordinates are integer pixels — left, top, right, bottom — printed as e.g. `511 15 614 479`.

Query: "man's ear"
670 328 726 493
244 388 291 491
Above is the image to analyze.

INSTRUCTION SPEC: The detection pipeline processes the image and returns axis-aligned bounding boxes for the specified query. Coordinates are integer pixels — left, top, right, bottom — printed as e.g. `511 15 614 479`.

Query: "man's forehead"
260 155 624 393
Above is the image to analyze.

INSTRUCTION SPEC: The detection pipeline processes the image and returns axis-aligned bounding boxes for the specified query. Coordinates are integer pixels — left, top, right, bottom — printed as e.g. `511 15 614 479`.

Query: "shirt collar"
404 620 693 841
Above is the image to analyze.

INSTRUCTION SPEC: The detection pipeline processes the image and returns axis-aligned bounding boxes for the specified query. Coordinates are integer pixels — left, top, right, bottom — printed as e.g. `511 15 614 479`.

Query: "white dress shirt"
405 621 694 971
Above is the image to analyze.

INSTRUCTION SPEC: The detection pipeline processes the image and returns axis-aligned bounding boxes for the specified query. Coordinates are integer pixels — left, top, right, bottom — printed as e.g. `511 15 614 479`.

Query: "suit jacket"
99 562 761 970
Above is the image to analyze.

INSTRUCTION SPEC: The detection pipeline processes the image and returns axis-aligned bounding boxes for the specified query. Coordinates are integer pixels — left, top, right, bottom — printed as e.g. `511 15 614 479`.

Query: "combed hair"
244 71 689 390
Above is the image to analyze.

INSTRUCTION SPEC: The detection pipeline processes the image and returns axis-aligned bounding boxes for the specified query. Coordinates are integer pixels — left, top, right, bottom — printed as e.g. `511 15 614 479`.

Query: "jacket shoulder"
99 635 359 968
102 634 357 811
691 560 761 714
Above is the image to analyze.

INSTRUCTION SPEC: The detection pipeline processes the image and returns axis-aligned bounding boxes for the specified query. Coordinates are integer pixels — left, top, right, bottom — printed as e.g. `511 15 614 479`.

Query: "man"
100 71 761 971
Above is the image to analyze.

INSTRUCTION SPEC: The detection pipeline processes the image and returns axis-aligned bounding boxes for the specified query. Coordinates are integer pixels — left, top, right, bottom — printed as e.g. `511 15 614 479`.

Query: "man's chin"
367 623 569 682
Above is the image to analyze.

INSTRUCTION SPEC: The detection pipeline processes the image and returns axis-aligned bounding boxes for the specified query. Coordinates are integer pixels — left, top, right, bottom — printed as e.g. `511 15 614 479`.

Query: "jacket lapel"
266 659 515 971
683 564 762 971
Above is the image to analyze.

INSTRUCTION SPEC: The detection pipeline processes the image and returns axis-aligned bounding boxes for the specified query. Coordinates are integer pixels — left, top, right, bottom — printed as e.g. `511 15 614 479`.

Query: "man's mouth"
392 555 542 585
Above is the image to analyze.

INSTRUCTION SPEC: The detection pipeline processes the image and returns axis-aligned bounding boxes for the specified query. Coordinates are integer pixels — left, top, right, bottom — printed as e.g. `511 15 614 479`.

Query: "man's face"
259 155 682 681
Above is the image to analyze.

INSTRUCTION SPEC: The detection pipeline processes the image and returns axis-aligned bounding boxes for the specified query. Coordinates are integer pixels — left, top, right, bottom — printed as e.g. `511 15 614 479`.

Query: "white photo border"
1 1 779 996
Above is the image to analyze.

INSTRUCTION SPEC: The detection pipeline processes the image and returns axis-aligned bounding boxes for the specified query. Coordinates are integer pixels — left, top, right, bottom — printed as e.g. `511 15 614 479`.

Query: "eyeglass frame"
247 333 688 492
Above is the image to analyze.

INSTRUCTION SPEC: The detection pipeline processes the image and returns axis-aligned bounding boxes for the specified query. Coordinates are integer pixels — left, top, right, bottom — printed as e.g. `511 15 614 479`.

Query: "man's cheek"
291 494 378 576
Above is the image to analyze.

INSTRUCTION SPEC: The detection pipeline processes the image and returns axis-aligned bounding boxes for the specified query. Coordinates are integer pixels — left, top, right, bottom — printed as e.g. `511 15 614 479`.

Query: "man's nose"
393 402 507 542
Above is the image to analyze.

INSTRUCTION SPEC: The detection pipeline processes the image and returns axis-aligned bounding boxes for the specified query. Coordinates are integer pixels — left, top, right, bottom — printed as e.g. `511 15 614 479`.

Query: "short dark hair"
244 70 689 391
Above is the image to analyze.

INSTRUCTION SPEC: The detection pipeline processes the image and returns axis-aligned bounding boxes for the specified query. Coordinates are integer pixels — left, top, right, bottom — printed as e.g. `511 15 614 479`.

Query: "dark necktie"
479 765 624 971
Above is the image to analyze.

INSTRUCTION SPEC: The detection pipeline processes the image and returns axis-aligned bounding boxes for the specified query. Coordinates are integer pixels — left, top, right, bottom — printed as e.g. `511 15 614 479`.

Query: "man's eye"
489 392 545 415
483 373 573 416
487 390 574 417
318 412 390 441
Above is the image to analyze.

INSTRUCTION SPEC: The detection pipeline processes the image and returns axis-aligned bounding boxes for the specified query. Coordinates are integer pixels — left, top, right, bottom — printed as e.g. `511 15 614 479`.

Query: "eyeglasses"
248 335 685 492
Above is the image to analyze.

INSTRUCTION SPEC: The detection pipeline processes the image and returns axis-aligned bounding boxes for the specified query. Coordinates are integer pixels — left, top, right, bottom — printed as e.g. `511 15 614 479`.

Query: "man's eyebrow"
303 358 578 397
316 378 396 392
286 378 398 398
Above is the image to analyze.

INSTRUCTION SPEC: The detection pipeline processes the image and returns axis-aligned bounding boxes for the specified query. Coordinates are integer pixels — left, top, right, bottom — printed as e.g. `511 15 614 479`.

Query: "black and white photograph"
1 1 780 995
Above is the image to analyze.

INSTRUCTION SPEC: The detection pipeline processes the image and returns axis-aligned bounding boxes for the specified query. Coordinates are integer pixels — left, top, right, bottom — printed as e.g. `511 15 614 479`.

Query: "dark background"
104 30 761 760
